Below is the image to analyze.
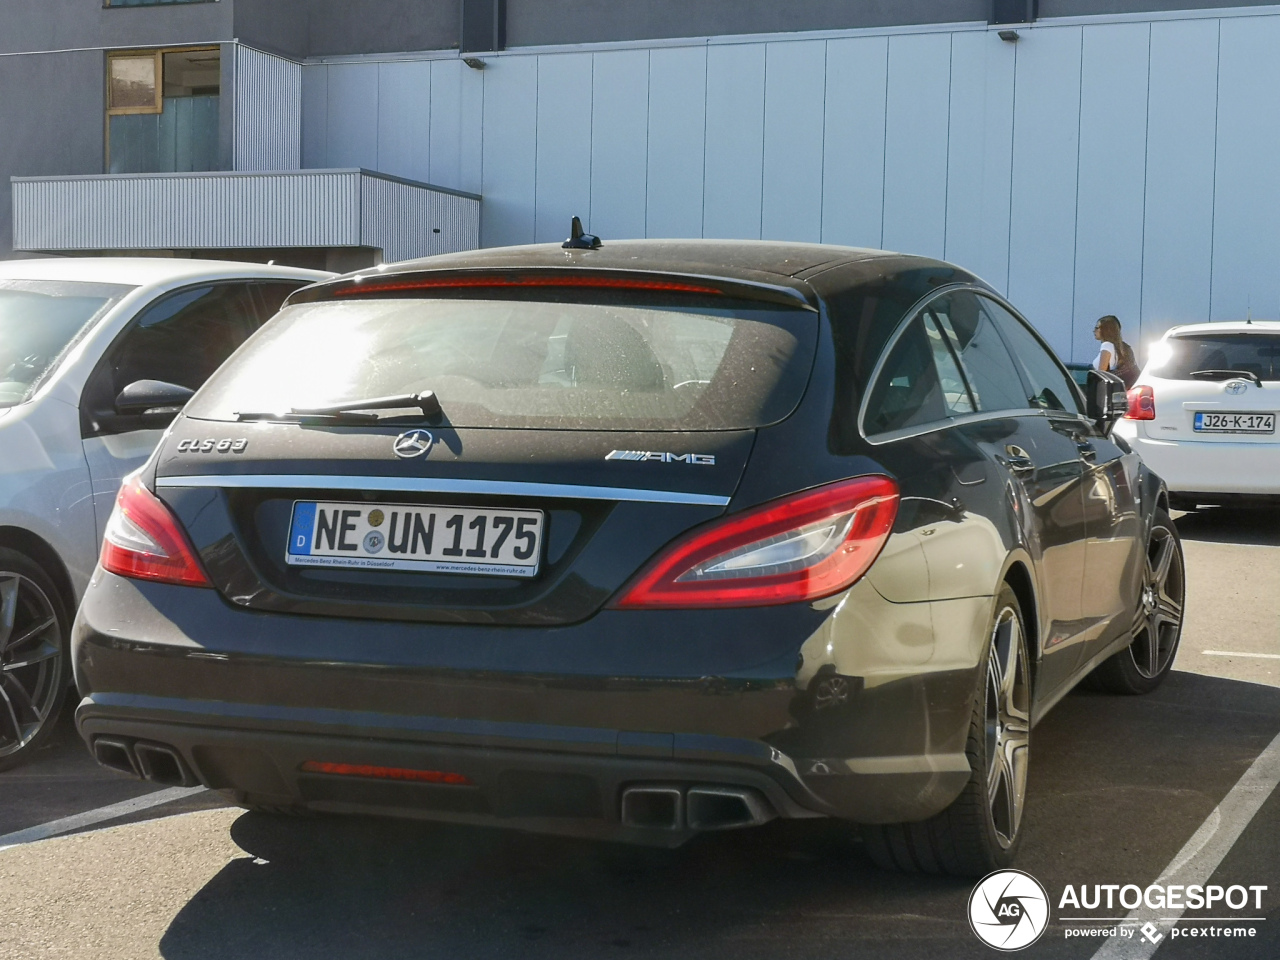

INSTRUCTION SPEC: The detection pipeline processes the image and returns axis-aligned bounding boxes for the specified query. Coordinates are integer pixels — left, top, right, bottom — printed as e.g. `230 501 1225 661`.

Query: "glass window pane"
109 55 158 111
863 316 948 435
927 292 1028 412
1157 334 1280 381
184 297 819 431
0 280 133 407
980 297 1084 415
922 311 976 416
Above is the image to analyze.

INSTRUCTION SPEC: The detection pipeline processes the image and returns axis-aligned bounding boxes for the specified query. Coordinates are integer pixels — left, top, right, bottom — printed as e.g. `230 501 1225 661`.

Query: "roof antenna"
562 216 601 250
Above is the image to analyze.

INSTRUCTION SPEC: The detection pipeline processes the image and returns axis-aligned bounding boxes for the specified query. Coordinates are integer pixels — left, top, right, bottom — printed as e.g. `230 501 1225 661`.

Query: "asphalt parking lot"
2 508 1277 960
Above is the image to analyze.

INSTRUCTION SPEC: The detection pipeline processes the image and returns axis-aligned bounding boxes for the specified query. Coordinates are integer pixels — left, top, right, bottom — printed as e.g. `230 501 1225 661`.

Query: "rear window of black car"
1156 333 1280 381
185 296 818 431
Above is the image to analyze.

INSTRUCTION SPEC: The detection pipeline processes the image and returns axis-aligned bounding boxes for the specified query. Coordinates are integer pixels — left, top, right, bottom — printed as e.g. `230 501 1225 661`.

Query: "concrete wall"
502 0 1280 47
305 6 1280 362
0 0 230 55
233 0 457 59
0 51 106 258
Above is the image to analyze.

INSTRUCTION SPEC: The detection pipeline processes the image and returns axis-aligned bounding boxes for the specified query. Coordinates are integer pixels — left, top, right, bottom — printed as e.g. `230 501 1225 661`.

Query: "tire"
0 547 71 772
1087 509 1185 695
863 583 1031 877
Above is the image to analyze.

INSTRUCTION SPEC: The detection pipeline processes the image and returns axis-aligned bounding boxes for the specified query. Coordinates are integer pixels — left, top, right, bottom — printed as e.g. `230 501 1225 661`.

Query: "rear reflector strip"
155 474 731 506
300 761 473 785
332 275 726 297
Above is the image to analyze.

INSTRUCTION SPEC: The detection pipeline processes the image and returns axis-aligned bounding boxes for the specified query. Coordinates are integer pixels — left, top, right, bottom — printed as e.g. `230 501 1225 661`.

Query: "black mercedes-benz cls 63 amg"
72 239 1185 876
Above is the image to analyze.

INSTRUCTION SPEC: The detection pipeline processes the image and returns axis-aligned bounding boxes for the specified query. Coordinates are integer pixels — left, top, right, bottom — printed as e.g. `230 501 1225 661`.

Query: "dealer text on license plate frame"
286 501 544 577
1193 411 1276 434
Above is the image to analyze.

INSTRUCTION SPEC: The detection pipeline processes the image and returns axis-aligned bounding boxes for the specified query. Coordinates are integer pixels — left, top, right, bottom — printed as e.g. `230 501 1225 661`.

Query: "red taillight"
1125 385 1156 420
299 761 473 785
610 476 899 610
333 274 726 297
100 475 210 587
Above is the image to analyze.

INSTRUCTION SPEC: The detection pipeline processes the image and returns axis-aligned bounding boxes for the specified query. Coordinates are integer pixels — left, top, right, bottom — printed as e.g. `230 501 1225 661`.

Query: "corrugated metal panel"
234 44 303 172
10 170 479 258
360 174 480 262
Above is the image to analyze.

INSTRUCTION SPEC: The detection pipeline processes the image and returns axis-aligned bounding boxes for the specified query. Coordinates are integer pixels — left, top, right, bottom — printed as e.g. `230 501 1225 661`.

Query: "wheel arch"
998 556 1039 681
0 526 77 622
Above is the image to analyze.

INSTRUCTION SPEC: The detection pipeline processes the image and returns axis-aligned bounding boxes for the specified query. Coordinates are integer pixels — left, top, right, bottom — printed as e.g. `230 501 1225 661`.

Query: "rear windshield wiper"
1189 369 1264 386
235 391 442 423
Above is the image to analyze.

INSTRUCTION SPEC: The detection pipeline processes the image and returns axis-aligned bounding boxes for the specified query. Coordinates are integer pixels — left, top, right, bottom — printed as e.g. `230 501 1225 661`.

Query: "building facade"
5 0 1280 359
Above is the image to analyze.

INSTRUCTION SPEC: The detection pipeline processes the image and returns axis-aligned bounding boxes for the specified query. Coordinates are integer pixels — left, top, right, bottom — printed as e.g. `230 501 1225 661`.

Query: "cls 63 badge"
175 438 249 454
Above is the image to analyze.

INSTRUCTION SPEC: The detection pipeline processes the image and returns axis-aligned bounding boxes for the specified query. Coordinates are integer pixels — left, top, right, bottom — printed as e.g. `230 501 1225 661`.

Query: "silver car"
0 257 330 768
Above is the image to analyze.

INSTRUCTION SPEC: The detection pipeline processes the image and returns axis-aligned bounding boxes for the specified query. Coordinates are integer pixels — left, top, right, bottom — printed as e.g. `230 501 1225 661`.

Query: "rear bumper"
1117 425 1280 496
72 571 983 836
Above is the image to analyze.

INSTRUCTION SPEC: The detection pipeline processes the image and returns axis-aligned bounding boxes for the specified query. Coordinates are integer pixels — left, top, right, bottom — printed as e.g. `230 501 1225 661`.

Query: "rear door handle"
1076 440 1097 461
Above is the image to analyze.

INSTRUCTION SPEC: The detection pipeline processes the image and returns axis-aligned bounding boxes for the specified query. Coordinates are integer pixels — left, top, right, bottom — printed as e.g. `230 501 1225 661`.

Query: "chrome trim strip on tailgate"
155 474 732 506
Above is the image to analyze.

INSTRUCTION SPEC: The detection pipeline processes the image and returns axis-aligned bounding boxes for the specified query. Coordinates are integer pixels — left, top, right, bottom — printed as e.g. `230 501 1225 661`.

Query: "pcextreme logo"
968 870 1050 951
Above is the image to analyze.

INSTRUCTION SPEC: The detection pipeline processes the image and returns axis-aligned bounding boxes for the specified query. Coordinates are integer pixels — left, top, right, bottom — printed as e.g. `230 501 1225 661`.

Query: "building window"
107 48 220 174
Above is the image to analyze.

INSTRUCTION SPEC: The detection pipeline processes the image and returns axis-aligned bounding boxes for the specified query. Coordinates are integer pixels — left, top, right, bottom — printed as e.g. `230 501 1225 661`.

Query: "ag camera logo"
968 870 1050 951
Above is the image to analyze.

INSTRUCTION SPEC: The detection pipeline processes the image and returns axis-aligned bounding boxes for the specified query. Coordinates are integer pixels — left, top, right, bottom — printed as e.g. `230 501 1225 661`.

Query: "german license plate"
1192 412 1275 434
286 501 544 577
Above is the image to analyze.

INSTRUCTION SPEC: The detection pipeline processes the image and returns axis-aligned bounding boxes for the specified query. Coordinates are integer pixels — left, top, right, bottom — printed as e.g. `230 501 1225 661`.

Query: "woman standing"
1093 315 1140 388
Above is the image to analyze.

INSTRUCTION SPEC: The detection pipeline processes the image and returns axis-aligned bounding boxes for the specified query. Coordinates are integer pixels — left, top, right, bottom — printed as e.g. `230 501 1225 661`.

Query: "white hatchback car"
0 258 330 768
1114 321 1280 509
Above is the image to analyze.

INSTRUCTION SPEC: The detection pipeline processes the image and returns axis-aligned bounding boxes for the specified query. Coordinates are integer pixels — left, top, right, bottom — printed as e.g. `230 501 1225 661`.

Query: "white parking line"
1202 650 1280 660
1091 726 1280 959
0 785 205 852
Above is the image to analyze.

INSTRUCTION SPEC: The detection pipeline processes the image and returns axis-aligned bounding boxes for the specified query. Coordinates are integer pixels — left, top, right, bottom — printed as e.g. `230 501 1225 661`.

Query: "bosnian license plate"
286 501 544 577
1193 411 1275 434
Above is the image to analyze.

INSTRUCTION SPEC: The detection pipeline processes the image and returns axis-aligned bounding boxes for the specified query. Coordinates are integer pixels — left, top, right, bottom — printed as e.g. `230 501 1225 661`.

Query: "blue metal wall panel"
645 45 706 239
882 32 952 261
944 31 1015 294
820 35 888 249
480 55 538 246
1073 22 1150 361
761 40 825 243
1141 18 1219 344
1008 25 1083 359
376 60 432 183
703 43 765 240
325 62 380 169
590 49 649 241
534 52 594 243
1211 15 1280 323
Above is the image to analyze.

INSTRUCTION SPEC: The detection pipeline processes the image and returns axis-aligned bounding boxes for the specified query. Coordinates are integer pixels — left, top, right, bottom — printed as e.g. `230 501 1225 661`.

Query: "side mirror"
1085 368 1127 434
114 379 194 415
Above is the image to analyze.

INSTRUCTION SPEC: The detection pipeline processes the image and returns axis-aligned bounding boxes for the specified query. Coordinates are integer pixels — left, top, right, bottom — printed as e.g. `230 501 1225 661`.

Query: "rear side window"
1156 334 1280 381
186 297 818 431
862 315 948 435
979 297 1084 415
924 292 1027 412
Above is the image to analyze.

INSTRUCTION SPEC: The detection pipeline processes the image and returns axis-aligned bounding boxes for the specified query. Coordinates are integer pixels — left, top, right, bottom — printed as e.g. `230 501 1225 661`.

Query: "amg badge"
606 450 715 465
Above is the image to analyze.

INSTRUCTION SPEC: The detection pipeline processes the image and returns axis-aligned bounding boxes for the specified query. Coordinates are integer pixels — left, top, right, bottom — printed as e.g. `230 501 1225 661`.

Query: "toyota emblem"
393 429 434 459
1225 380 1249 395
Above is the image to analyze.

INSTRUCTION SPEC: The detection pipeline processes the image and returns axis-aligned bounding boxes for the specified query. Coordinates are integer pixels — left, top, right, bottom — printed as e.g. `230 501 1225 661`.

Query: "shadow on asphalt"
156 672 1280 960
1174 506 1280 546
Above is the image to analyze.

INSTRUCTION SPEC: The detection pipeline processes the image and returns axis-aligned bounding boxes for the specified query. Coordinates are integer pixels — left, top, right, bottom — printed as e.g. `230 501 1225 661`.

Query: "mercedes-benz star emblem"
392 429 434 459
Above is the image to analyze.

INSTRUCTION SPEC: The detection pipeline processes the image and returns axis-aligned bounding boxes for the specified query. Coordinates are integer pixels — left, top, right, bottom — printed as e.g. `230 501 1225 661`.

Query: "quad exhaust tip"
94 737 200 788
620 784 775 831
92 737 141 777
132 741 201 787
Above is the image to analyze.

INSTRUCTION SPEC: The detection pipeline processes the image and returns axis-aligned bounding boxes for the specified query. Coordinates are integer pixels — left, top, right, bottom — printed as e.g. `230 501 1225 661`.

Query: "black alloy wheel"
863 583 1031 876
0 548 69 771
1088 509 1185 695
